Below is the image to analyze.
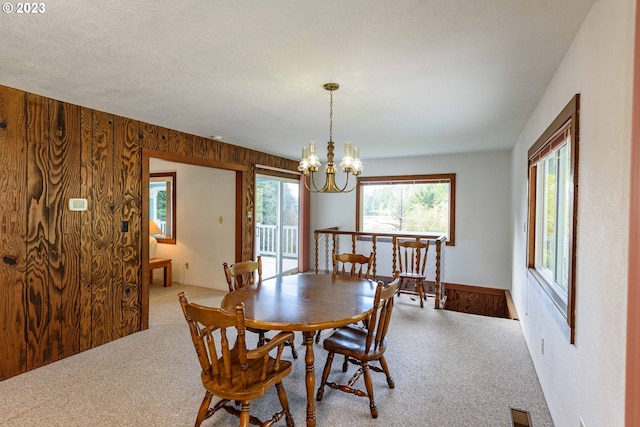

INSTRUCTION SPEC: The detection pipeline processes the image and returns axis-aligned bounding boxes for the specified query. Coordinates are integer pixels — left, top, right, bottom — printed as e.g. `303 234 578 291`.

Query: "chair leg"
285 336 298 359
316 352 335 401
258 332 267 347
314 330 321 343
396 278 404 297
342 355 349 372
195 392 213 427
239 400 251 427
417 279 425 308
378 355 395 388
361 362 378 418
275 381 295 427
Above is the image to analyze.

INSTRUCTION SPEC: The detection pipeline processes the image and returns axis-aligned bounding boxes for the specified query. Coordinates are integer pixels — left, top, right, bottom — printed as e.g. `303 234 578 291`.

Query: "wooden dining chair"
396 239 429 308
178 292 295 427
332 252 373 279
223 257 262 292
314 252 373 344
315 276 401 418
223 258 298 359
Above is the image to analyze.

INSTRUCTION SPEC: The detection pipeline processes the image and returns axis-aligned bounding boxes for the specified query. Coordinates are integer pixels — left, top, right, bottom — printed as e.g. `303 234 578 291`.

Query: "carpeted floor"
0 283 554 426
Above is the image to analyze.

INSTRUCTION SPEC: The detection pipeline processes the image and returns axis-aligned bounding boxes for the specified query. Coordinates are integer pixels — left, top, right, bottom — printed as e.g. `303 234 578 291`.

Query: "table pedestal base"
303 331 317 427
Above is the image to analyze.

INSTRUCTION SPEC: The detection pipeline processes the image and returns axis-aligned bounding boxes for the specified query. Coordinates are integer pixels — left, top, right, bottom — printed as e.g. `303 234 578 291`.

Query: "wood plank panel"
195 136 212 159
243 167 253 260
79 107 94 351
25 93 51 370
140 122 158 151
166 128 191 157
120 117 141 335
0 86 27 380
47 100 82 360
112 116 141 337
156 126 168 153
90 110 115 347
111 116 126 341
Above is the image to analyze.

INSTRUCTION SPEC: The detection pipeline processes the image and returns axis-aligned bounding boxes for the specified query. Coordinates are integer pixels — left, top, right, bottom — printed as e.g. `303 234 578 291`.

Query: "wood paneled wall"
444 283 509 319
0 84 298 380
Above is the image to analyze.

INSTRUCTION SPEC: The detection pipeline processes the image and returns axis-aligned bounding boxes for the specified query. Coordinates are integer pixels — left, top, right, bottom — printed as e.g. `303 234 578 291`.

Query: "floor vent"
510 407 532 427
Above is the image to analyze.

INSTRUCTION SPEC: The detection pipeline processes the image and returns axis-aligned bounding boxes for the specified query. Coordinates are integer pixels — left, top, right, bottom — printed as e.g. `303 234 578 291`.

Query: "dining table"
220 273 378 427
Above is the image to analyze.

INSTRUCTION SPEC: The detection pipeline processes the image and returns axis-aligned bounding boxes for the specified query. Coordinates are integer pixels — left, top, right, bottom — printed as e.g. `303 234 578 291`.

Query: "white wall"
150 158 236 291
510 1 633 426
310 149 512 288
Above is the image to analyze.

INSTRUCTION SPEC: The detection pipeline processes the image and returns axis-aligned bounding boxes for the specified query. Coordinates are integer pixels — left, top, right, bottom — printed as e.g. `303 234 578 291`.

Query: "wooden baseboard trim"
505 290 519 320
445 282 506 295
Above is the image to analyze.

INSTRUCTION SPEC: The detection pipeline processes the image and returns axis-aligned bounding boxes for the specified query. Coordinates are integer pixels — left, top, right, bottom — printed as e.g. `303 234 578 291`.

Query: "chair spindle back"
332 252 373 279
364 276 401 354
223 256 262 291
397 240 429 277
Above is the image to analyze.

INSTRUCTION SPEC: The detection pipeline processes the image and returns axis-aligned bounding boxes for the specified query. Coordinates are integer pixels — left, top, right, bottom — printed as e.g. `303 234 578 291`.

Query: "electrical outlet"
541 335 545 355
185 262 189 270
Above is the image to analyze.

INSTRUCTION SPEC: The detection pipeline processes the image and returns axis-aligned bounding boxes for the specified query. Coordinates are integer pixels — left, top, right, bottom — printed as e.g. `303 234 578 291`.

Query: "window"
356 174 456 245
527 94 579 342
150 172 176 244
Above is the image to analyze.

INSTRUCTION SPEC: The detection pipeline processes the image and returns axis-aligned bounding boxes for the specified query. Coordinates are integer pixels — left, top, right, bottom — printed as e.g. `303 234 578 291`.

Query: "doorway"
255 174 300 278
141 150 246 330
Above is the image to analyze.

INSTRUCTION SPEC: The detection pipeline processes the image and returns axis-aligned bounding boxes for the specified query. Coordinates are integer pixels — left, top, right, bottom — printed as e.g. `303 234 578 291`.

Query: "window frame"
150 172 177 244
527 94 579 343
355 173 456 246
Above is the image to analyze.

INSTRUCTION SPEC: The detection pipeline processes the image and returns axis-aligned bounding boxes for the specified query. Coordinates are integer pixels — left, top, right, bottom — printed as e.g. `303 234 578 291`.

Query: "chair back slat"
332 252 372 279
223 256 262 291
397 240 429 276
364 276 401 354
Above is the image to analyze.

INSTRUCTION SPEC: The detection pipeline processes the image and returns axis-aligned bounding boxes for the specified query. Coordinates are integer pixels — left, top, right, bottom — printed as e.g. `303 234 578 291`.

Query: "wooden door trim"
627 1 640 424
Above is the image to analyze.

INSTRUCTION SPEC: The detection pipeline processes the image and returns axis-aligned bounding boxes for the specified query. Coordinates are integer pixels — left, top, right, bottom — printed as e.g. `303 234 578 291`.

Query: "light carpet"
0 283 554 427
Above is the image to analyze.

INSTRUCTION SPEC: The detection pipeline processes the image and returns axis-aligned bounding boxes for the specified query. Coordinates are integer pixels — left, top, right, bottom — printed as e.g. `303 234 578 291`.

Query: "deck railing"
314 228 447 309
256 224 298 257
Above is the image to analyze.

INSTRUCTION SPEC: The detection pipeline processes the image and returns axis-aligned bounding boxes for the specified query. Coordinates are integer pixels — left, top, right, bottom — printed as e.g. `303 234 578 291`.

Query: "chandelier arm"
302 175 313 192
342 184 357 193
309 171 321 192
339 171 351 192
339 172 358 193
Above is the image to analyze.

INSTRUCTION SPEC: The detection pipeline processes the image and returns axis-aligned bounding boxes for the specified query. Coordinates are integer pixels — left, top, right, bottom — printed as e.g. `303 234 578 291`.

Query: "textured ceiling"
0 0 594 160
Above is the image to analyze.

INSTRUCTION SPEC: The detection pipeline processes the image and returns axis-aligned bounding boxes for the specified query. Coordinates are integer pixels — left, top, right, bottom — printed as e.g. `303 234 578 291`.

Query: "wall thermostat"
68 198 88 211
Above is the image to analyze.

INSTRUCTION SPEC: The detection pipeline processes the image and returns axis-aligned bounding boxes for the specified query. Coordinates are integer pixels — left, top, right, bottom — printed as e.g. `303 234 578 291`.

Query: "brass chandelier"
298 83 363 193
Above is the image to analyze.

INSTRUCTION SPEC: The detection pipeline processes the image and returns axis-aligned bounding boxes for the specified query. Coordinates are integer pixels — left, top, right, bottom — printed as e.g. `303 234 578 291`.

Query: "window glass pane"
150 182 168 233
534 140 570 297
541 155 557 276
149 172 176 242
556 143 571 295
256 175 300 278
361 181 450 236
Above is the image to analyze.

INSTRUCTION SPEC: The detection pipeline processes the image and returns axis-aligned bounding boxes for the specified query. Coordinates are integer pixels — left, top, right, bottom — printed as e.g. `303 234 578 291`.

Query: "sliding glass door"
255 175 300 278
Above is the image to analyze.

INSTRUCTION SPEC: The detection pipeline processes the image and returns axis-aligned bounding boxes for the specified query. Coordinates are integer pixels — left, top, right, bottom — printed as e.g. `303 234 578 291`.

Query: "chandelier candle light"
298 83 363 193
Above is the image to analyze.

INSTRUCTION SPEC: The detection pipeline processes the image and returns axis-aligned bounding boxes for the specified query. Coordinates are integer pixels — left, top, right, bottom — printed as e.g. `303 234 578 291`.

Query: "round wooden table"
221 273 378 427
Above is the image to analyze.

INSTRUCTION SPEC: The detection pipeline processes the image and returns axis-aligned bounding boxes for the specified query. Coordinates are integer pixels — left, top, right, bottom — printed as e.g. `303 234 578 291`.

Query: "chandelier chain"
329 89 333 142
